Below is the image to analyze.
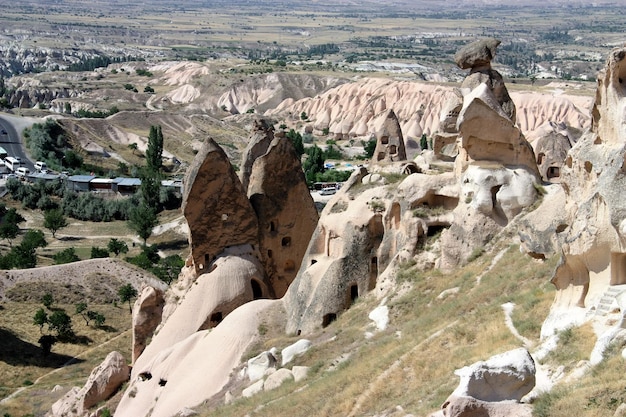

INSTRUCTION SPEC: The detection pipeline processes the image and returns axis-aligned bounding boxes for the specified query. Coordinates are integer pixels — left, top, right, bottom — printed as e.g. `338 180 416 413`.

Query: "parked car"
319 187 336 196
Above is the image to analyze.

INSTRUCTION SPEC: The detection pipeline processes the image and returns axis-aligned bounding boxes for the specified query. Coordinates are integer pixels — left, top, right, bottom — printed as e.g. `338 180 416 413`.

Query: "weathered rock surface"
263 368 294 391
239 119 275 191
433 348 535 417
530 121 575 182
247 350 277 382
441 395 533 417
455 83 539 178
281 339 313 366
245 125 319 297
450 348 535 402
454 38 501 70
132 286 165 364
535 45 626 339
49 351 130 416
372 109 407 163
182 138 259 273
114 299 279 417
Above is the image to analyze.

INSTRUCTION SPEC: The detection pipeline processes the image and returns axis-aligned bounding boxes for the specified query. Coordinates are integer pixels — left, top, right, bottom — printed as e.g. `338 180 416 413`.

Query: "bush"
53 247 80 264
90 246 110 259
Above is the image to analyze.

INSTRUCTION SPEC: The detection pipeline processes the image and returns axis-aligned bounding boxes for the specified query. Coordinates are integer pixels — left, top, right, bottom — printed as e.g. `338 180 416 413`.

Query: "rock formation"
244 124 319 297
132 286 165 363
284 164 457 334
439 39 541 270
431 348 535 417
539 45 626 338
531 121 575 182
182 137 259 273
49 351 130 417
371 109 407 163
115 119 317 417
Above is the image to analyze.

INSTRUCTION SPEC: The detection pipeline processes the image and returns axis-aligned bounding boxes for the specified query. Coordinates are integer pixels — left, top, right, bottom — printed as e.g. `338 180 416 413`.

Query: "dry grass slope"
198 244 558 417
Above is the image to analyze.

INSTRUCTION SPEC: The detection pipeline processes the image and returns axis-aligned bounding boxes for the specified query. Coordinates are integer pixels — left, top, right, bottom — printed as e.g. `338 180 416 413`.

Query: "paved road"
0 114 36 171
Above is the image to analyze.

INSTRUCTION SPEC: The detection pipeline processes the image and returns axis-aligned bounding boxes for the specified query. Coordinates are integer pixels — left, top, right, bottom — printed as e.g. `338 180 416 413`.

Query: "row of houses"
24 173 184 196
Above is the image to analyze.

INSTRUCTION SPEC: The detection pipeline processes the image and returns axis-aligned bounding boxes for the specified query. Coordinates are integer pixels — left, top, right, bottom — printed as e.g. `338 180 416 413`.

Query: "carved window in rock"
389 145 397 155
269 220 277 233
282 236 291 247
547 166 560 179
381 136 389 145
537 152 545 165
377 152 386 161
251 279 263 299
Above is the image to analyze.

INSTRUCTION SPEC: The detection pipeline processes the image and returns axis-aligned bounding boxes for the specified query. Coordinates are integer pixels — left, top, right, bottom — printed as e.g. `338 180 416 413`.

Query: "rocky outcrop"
432 348 535 417
539 45 626 338
132 286 165 364
245 125 319 298
455 83 539 178
49 351 130 417
531 121 575 182
285 165 452 334
439 39 541 270
115 300 279 417
182 138 259 273
371 109 407 163
239 119 275 191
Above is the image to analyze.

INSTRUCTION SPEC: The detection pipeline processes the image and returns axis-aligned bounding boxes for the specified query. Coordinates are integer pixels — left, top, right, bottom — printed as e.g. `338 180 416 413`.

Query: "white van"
16 167 30 177
4 157 20 172
35 161 47 171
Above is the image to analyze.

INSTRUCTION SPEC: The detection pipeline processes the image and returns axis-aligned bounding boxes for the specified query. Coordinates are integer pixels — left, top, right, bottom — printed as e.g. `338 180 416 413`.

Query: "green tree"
128 142 138 156
363 138 377 158
420 134 428 151
128 203 158 245
139 169 161 211
43 208 68 238
53 247 80 264
0 207 25 246
75 302 89 325
300 111 308 120
48 310 73 339
303 145 325 185
41 293 54 309
33 308 48 333
118 284 138 313
145 125 164 173
64 102 72 114
286 129 304 157
90 246 109 259
107 238 129 257
87 310 106 327
64 149 83 169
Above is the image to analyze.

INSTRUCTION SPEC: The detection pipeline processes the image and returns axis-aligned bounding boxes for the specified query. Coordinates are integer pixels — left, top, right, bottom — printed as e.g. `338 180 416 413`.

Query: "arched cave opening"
322 313 337 328
251 279 263 300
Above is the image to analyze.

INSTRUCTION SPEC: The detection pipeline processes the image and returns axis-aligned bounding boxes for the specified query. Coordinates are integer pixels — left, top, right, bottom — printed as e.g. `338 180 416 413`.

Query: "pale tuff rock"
242 379 265 398
247 350 277 382
134 250 266 373
245 125 319 298
455 83 539 178
592 46 626 145
182 138 259 273
132 286 165 364
291 366 310 383
438 39 541 270
239 119 275 191
530 121 575 183
281 339 312 366
542 45 626 337
372 109 407 163
434 348 535 417
450 348 535 402
49 352 130 417
263 368 294 391
114 299 278 417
